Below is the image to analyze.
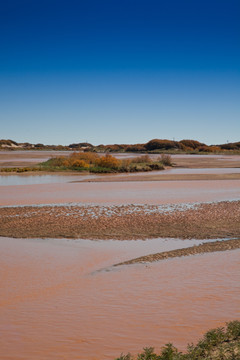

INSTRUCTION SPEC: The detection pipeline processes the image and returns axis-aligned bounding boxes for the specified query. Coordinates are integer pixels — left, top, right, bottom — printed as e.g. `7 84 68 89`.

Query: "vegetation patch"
115 320 240 359
39 152 166 173
1 138 240 154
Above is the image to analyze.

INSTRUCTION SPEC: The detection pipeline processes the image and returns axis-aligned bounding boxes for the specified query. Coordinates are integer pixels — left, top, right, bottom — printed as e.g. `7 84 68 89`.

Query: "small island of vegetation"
41 152 172 173
1 152 172 174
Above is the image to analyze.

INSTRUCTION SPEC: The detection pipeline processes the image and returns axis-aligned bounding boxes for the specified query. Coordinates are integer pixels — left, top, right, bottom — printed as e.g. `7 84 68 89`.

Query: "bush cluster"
40 152 170 173
115 321 240 360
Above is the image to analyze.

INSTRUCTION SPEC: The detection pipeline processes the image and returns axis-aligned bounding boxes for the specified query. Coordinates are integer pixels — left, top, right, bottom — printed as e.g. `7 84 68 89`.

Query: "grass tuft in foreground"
115 321 240 360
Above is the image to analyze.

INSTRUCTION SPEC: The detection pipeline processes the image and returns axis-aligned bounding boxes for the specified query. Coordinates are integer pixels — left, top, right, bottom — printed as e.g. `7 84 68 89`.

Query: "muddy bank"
0 200 239 240
79 172 240 182
114 238 240 266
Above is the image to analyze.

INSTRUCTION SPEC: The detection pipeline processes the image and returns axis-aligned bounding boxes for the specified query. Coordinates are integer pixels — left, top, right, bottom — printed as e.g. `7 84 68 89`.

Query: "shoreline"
1 170 240 182
113 238 240 266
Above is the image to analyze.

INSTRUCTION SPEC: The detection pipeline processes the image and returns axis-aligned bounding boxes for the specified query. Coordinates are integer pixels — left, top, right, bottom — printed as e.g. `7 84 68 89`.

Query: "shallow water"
0 236 239 360
1 179 240 206
1 166 240 186
1 152 239 359
0 174 96 186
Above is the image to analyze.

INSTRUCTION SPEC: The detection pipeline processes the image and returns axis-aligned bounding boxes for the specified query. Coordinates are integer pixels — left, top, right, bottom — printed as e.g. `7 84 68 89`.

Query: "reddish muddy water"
1 154 239 359
0 237 239 360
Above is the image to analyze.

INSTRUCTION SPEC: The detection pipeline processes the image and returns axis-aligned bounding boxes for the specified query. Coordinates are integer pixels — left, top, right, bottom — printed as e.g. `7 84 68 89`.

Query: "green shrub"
114 321 240 360
226 321 240 340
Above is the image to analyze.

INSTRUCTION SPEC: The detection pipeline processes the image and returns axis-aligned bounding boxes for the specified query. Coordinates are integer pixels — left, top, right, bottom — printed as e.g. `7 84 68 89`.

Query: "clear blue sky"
0 0 239 145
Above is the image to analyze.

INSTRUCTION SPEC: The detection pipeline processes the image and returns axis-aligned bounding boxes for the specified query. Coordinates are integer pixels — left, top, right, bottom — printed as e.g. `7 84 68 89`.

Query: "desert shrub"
207 146 221 153
226 321 240 340
105 144 127 152
179 140 206 150
219 142 240 151
35 143 45 148
121 159 132 167
149 163 164 170
145 139 180 151
159 344 182 360
45 156 66 167
131 155 152 164
71 159 89 168
137 347 159 360
116 354 134 360
0 139 18 146
198 145 210 152
69 142 93 150
95 154 121 168
159 154 172 166
203 327 226 347
40 151 167 173
69 152 99 164
94 144 127 152
114 321 240 360
89 166 117 173
125 144 146 152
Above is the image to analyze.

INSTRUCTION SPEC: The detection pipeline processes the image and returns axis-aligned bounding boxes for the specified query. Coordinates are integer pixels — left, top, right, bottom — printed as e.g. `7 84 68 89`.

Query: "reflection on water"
1 167 240 186
0 237 239 360
0 174 96 186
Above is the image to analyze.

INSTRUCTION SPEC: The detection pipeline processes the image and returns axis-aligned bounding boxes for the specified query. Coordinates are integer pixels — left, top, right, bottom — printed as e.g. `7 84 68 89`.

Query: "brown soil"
114 238 240 266
0 200 239 240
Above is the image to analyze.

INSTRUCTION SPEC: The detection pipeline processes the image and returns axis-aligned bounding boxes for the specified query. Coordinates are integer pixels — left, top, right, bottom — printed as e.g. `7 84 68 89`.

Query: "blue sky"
0 0 239 145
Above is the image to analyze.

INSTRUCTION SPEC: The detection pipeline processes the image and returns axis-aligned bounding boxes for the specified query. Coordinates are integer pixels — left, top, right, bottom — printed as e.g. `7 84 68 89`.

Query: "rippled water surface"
0 237 239 360
1 179 240 206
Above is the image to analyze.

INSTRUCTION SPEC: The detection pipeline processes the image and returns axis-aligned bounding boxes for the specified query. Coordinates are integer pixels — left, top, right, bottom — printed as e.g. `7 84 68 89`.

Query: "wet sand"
114 238 240 266
0 201 239 240
0 236 239 360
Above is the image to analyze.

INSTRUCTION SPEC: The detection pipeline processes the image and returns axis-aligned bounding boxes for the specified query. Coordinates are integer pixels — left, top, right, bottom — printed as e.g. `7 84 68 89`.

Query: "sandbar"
0 200 239 240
